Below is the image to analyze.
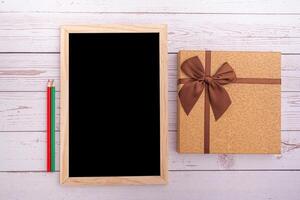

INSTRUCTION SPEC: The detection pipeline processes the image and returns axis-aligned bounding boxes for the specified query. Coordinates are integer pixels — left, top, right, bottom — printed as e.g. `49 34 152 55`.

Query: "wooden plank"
171 54 300 92
0 132 59 171
170 91 300 131
0 54 300 92
0 54 60 91
0 171 299 200
0 13 300 53
0 92 60 132
0 131 300 171
0 91 299 132
1 0 300 14
169 131 300 170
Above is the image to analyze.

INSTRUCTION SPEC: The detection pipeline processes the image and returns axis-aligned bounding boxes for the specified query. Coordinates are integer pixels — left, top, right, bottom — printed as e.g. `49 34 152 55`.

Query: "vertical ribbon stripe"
204 51 211 154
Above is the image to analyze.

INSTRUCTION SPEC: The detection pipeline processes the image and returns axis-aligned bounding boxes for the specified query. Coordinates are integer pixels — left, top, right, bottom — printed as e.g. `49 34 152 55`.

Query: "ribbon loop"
178 56 236 120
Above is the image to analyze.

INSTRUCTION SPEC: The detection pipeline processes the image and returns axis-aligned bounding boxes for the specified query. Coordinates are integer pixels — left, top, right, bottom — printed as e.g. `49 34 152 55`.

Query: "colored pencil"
51 82 56 172
46 80 51 172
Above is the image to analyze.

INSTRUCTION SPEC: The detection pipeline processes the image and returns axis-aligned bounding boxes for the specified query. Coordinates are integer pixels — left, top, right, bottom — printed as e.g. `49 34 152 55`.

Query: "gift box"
177 50 281 154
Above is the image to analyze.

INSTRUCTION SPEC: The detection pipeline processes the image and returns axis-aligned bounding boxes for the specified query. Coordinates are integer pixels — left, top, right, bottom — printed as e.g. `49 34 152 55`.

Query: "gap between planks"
2 11 300 15
1 0 300 14
0 52 300 55
2 169 300 173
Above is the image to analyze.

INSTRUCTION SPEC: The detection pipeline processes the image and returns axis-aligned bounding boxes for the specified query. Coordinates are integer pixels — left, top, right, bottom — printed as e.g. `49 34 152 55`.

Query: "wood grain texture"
1 0 300 13
0 54 299 92
59 27 69 184
0 91 300 132
0 171 300 200
0 13 300 53
0 92 60 132
159 25 169 183
1 131 300 172
1 91 300 132
1 0 300 198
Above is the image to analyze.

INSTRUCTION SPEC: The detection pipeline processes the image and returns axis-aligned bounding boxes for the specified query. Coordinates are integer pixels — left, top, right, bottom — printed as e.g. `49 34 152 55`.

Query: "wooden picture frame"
60 25 168 185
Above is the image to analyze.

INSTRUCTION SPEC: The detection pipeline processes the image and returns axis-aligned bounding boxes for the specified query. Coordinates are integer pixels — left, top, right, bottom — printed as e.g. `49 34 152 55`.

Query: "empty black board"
68 33 161 177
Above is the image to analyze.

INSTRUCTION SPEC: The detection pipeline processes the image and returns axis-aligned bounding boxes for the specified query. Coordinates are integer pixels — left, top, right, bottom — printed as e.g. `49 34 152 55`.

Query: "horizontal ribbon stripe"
235 78 281 84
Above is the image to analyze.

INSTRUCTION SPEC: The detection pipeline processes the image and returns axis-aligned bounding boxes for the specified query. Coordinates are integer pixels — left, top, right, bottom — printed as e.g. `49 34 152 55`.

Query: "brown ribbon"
178 51 281 153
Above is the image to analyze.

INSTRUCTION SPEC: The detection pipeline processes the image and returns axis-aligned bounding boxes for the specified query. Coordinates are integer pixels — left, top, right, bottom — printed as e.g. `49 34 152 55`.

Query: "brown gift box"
177 50 281 154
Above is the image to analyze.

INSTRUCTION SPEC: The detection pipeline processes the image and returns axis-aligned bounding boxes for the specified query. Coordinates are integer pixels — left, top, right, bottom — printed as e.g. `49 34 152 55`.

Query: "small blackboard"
60 25 168 185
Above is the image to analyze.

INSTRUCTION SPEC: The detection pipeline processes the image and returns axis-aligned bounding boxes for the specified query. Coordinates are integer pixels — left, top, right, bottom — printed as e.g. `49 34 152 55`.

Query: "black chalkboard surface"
60 25 168 185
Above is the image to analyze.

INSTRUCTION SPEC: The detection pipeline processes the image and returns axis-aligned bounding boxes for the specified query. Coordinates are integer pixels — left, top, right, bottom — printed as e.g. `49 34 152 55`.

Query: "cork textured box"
178 50 281 154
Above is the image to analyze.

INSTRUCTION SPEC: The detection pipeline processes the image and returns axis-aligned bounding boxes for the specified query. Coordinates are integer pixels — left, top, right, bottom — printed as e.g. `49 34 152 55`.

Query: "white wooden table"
1 1 300 199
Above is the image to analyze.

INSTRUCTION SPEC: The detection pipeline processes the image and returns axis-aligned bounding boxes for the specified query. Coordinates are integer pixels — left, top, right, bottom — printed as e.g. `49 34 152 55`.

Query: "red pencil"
47 80 52 172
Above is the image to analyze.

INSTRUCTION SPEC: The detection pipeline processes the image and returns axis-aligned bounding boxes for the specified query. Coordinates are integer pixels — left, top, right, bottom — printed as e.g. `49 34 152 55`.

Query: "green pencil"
51 81 55 172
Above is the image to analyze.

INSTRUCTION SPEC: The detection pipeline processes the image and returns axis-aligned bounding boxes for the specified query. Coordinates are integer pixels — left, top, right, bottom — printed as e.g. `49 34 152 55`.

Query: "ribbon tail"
207 83 232 120
178 81 205 115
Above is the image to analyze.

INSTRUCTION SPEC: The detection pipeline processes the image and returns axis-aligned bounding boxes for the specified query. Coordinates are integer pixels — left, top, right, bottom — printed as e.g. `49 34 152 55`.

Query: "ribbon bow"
178 56 237 120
